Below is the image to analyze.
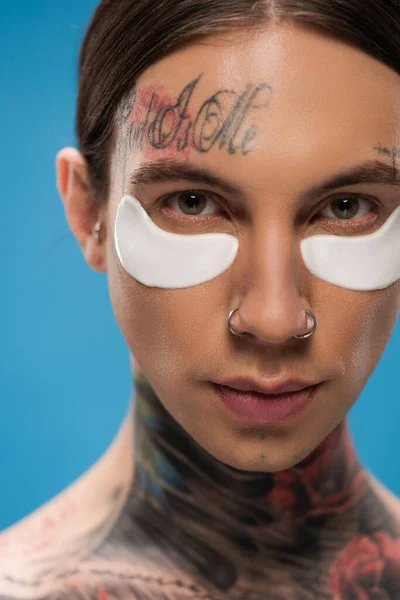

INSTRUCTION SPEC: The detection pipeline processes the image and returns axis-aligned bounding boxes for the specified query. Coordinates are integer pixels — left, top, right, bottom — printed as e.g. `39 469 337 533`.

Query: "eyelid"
156 188 382 221
318 194 374 218
159 189 228 216
316 190 381 210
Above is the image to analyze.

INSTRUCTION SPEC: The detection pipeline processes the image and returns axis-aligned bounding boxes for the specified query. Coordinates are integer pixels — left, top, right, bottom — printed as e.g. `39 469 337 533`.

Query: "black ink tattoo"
2 374 399 599
373 142 400 171
114 74 273 191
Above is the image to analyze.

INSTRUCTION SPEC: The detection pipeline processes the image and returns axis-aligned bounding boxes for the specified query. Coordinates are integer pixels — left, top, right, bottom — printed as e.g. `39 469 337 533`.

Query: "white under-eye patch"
114 195 238 288
300 205 400 291
115 195 400 291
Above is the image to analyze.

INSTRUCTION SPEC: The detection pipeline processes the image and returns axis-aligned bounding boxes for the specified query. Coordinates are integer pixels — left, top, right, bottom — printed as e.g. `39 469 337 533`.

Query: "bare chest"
6 545 399 600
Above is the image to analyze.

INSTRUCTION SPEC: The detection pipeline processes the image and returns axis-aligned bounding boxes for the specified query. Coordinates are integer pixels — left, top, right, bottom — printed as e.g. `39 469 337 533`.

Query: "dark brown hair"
77 0 400 206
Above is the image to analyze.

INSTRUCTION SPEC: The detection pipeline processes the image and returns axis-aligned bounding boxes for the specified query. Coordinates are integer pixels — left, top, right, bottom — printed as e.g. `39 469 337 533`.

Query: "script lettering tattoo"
114 74 272 191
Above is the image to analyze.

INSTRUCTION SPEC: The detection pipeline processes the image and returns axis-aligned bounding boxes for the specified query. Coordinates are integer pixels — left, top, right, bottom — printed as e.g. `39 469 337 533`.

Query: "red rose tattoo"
269 425 366 521
330 533 400 599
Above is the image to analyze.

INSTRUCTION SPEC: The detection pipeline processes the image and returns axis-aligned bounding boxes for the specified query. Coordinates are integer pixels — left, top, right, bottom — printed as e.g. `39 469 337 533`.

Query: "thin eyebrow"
127 158 400 203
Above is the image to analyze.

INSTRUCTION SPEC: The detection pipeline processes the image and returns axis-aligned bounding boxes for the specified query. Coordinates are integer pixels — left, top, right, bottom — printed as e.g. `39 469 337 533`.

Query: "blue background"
0 2 399 531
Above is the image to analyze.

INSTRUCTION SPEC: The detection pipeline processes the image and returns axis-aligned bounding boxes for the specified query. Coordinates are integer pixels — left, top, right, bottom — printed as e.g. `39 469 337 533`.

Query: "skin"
110 24 399 473
4 18 400 600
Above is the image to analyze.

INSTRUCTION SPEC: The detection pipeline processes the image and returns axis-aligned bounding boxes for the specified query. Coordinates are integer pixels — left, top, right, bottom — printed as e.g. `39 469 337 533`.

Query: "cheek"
107 217 400 401
363 286 399 370
332 284 399 391
108 252 222 376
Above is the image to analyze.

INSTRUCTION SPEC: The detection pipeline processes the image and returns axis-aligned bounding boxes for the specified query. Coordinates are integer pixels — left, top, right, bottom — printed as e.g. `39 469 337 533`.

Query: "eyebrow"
127 158 400 203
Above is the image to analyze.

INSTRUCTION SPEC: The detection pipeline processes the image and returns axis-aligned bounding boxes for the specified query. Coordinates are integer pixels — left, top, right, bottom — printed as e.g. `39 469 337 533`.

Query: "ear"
56 147 107 273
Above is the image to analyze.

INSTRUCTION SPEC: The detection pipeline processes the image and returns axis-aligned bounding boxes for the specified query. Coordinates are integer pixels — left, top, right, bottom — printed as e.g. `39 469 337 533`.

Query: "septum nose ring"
228 308 317 339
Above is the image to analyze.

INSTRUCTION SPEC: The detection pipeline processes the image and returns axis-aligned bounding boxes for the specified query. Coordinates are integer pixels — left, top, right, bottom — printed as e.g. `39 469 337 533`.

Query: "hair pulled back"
77 0 400 206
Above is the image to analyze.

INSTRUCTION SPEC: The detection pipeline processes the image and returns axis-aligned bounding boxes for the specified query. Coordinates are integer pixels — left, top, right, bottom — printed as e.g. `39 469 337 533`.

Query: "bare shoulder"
65 559 208 600
0 546 209 600
51 556 209 600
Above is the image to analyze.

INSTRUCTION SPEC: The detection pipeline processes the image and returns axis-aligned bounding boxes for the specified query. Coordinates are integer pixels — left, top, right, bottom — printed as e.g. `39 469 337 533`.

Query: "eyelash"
156 190 379 227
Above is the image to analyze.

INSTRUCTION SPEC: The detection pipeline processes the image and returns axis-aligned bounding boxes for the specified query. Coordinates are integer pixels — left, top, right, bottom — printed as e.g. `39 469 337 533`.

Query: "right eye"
159 190 225 221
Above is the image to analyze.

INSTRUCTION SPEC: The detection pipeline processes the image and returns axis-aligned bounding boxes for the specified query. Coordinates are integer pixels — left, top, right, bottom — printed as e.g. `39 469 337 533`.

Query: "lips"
215 376 319 396
213 382 319 424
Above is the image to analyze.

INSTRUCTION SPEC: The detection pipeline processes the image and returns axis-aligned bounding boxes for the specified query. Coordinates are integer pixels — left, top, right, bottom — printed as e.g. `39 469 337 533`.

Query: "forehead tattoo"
114 73 273 192
113 72 400 293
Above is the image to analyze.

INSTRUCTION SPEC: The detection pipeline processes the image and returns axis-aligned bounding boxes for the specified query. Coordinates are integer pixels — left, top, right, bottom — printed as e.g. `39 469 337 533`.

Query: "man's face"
106 22 400 471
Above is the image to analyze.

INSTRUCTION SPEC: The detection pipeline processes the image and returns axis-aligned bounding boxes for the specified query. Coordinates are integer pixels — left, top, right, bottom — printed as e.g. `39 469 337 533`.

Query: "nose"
229 225 312 345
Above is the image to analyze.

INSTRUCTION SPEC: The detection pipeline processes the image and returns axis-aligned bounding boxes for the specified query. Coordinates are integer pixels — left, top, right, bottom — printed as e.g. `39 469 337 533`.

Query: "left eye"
161 191 375 222
165 191 220 217
319 196 373 220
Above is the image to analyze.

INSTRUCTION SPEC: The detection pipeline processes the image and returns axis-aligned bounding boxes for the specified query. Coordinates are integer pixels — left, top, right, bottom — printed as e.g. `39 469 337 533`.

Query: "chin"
198 432 311 474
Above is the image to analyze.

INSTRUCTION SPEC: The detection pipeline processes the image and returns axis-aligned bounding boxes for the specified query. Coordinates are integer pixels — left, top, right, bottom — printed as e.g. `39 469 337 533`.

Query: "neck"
129 369 383 589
